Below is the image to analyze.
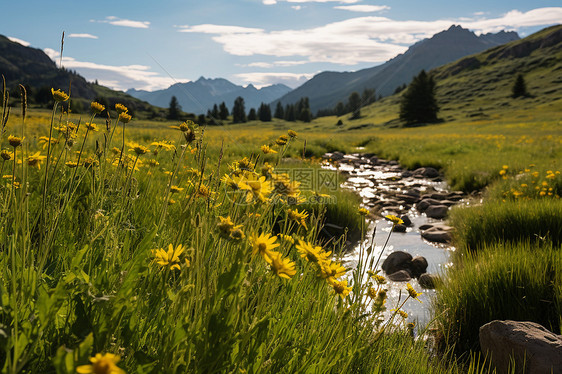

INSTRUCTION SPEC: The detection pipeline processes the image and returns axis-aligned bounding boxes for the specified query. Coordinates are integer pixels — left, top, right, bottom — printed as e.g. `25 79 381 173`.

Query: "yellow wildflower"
296 240 330 264
170 185 184 194
27 152 47 169
261 145 277 154
288 208 309 229
318 260 346 281
358 207 369 216
76 353 125 374
118 112 132 124
8 135 23 148
331 279 351 298
287 130 298 138
195 184 213 199
279 234 295 245
85 122 99 131
51 88 69 102
250 233 280 260
1 150 13 161
90 101 105 114
265 251 296 279
115 103 128 114
38 136 59 149
385 214 404 225
152 244 185 271
406 283 422 302
65 161 78 168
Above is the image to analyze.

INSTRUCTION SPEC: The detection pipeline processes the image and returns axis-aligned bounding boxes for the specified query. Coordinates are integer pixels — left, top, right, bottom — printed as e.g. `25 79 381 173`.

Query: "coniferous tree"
362 88 376 106
348 91 362 119
258 103 272 122
248 108 257 121
299 108 312 122
334 102 346 117
167 96 182 120
232 96 247 123
274 102 284 119
399 70 439 125
219 102 229 120
512 74 528 98
211 104 219 118
285 104 296 122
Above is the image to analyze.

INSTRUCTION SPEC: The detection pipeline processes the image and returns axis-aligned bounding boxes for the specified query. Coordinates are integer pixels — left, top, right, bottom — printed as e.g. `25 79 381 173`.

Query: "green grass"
433 241 562 357
449 199 562 251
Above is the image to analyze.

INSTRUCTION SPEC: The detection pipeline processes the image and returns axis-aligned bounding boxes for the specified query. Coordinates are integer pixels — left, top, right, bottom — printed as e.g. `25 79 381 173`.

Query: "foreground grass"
433 241 562 357
1 93 474 373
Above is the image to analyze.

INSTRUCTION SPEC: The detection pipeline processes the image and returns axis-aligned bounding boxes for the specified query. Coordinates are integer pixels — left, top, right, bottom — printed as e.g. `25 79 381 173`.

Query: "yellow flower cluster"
296 240 349 298
251 233 296 279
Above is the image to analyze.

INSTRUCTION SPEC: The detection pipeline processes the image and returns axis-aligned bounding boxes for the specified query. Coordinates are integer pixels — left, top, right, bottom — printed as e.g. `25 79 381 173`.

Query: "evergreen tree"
258 103 272 122
299 108 312 122
248 108 257 121
399 70 439 125
219 102 229 120
512 74 528 98
211 104 219 118
232 96 247 123
167 96 182 120
334 102 346 117
274 102 284 119
362 88 376 106
348 91 362 119
285 104 296 122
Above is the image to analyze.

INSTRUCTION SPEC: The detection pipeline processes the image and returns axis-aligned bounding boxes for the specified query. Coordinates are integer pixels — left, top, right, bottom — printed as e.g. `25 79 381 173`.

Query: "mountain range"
274 25 520 113
0 35 157 116
126 78 292 115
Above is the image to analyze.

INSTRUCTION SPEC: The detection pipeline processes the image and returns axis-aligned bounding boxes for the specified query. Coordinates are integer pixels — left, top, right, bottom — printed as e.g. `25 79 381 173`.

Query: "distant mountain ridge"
0 34 158 114
275 25 520 113
127 77 292 114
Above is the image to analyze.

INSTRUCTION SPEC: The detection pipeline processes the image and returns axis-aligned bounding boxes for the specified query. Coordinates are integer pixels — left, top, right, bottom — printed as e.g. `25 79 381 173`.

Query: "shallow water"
324 154 457 328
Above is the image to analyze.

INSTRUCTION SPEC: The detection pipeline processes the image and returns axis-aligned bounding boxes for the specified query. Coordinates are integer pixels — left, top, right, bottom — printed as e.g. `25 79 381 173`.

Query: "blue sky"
3 1 561 91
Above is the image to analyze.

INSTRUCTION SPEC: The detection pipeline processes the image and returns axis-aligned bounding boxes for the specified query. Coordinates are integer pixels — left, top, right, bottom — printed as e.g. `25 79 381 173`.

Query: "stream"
323 152 467 328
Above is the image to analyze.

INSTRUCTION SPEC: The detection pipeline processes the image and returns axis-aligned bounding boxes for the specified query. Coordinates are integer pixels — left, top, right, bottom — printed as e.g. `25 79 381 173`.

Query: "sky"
3 1 561 92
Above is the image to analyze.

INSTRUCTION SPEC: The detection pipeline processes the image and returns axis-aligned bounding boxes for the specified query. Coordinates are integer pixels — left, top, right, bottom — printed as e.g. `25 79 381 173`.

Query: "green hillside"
354 24 562 125
0 35 167 119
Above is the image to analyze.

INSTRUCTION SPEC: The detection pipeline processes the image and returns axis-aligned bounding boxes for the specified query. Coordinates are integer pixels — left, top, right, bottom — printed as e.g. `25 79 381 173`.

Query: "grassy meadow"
0 79 561 374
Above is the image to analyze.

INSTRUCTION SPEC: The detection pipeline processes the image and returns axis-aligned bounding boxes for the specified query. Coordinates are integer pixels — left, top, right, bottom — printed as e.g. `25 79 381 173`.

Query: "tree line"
166 71 531 126
166 96 313 125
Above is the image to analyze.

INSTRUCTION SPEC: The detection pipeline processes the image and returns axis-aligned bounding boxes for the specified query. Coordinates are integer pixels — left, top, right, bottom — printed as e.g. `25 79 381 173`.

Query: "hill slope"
0 35 159 116
347 24 562 126
276 25 519 113
127 77 292 115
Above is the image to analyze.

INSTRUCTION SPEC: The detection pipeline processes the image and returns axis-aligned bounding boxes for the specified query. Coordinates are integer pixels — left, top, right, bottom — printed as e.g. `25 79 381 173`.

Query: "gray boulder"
418 273 440 289
425 205 449 219
421 227 452 243
382 251 412 275
480 320 562 374
411 256 428 277
387 270 412 282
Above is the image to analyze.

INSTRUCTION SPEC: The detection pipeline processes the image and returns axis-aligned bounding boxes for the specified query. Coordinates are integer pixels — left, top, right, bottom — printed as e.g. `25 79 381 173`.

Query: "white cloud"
183 7 562 66
234 72 315 88
43 48 183 91
264 0 360 4
177 24 263 34
68 33 98 39
7 36 30 46
244 60 309 68
94 16 150 29
334 5 390 13
292 6 302 10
